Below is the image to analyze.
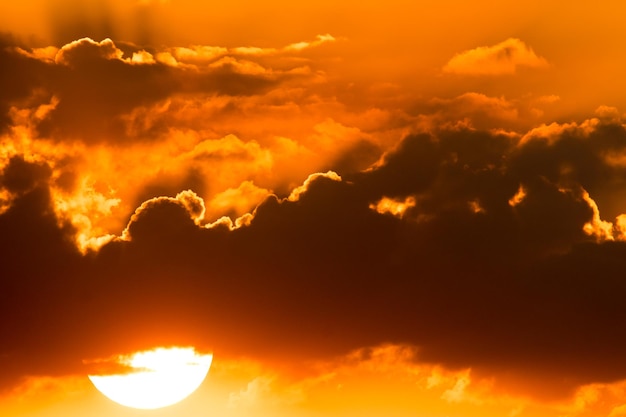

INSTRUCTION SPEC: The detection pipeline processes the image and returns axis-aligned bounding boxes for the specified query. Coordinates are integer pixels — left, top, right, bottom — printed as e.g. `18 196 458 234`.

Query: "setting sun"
88 347 212 410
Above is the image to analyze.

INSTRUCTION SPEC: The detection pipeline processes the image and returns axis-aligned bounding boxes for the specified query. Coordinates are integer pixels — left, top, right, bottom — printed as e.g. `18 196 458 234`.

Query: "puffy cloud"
54 37 123 66
443 38 549 75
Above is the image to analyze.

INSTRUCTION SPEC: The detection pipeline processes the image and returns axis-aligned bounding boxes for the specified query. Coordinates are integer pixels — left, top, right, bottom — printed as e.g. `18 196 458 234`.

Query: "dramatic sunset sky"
3 1 626 416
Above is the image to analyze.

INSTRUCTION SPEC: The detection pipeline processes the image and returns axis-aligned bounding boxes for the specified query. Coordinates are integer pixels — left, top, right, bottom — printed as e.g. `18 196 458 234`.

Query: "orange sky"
3 1 626 416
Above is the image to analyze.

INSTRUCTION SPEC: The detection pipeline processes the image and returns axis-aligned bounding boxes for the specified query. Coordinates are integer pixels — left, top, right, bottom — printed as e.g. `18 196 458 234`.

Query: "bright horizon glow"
88 347 212 410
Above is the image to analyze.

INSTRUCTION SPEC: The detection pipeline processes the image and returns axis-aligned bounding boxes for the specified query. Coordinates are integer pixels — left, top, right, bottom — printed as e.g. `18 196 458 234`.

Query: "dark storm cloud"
4 115 626 398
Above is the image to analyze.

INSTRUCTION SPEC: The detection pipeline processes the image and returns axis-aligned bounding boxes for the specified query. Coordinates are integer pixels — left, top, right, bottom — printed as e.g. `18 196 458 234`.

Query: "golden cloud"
369 195 416 218
443 38 548 75
55 37 124 66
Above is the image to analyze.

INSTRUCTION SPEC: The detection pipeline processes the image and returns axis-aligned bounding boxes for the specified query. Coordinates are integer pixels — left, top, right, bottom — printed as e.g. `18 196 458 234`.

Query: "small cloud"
285 33 336 51
581 189 614 242
508 185 527 207
129 50 156 65
595 105 622 124
170 45 228 65
55 37 123 66
443 38 548 75
369 196 416 218
468 199 485 214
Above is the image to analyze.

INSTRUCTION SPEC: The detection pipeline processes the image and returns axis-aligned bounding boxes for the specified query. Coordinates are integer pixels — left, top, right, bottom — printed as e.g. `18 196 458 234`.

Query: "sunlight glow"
88 347 212 409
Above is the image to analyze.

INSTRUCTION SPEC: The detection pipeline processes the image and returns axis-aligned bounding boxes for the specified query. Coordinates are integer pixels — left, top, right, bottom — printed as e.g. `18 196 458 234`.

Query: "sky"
2 1 626 416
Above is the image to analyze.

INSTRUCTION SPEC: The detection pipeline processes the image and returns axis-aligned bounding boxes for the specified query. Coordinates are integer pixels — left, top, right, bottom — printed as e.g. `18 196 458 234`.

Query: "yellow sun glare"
88 347 212 409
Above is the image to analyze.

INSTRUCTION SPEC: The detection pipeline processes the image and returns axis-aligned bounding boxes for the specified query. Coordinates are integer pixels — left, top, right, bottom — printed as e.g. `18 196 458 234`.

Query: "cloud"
409 92 561 133
206 181 272 220
0 156 52 194
421 92 520 130
443 38 549 75
369 195 416 218
0 35 52 133
6 113 626 400
284 33 337 52
6 29 626 416
0 36 322 143
54 37 123 66
229 33 337 57
0 32 376 254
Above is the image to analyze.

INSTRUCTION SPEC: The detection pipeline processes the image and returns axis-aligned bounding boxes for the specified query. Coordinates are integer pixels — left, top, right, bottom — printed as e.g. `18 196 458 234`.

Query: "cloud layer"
2 27 626 417
3 104 626 398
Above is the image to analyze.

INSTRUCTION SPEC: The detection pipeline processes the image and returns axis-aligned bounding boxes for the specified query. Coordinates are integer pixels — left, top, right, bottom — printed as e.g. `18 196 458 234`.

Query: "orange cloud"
55 37 124 66
206 181 272 220
369 195 416 218
443 38 548 75
285 33 337 52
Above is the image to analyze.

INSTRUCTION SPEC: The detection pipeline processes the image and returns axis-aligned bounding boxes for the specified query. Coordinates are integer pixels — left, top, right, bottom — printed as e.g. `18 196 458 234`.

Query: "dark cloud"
0 36 299 143
511 121 626 220
0 173 82 389
4 116 626 400
0 34 50 133
38 38 179 141
6 31 626 402
0 156 52 194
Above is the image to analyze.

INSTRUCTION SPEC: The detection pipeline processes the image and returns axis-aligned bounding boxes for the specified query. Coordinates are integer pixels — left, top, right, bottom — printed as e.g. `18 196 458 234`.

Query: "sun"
88 346 212 409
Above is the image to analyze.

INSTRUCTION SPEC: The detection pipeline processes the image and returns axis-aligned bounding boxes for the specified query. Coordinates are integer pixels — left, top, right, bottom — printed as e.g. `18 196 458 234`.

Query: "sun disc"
88 347 212 409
